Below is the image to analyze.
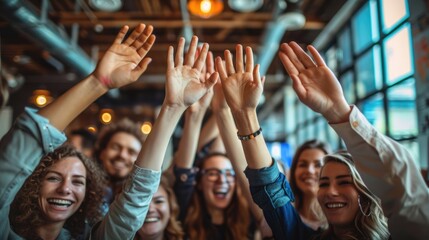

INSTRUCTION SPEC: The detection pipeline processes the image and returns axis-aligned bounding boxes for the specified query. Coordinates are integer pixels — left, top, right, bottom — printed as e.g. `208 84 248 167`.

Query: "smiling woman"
316 152 389 239
135 176 184 240
9 144 107 239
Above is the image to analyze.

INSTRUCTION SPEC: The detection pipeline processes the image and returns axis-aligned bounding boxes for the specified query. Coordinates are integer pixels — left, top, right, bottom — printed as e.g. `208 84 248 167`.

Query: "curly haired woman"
10 144 106 239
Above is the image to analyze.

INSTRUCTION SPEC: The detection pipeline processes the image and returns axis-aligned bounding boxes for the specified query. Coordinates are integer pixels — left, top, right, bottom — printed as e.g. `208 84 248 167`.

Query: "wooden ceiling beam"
56 20 268 28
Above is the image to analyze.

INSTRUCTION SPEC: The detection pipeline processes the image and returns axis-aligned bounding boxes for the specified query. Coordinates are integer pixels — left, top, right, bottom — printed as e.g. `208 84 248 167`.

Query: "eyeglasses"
200 168 236 182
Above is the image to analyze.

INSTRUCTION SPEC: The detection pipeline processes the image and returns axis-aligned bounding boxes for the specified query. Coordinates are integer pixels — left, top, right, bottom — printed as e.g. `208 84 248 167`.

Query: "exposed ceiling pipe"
257 0 364 121
180 0 195 44
256 0 305 76
0 0 95 77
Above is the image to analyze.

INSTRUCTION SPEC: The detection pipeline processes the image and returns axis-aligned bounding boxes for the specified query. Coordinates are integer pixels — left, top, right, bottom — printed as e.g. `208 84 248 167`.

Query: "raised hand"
215 44 263 113
165 36 218 108
188 51 216 113
278 42 350 123
93 24 156 89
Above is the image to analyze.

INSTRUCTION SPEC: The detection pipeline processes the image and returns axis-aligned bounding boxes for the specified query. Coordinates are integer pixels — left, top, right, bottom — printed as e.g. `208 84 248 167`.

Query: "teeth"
144 217 159 223
47 198 73 206
214 190 227 195
326 203 345 209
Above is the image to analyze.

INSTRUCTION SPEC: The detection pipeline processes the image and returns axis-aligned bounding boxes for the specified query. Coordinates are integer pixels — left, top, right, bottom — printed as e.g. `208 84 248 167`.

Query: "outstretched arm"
92 36 218 240
136 37 217 171
172 51 214 221
279 41 429 240
174 51 214 169
39 24 156 131
216 45 310 239
211 76 272 238
215 45 270 169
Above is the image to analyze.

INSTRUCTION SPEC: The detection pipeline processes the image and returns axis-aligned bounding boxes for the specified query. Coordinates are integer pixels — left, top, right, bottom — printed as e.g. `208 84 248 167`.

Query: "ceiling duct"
257 0 305 75
0 0 95 77
228 0 263 12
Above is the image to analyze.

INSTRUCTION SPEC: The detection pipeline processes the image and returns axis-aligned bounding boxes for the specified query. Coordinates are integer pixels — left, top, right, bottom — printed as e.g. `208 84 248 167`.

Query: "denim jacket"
0 108 67 240
244 160 316 240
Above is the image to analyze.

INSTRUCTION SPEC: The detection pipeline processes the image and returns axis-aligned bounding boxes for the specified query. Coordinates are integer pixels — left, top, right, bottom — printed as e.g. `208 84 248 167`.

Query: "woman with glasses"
173 51 254 239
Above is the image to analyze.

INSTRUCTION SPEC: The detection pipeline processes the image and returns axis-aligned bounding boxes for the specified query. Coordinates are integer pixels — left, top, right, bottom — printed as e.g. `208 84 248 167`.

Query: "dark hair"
70 128 96 150
10 144 107 238
94 118 145 162
289 139 330 211
185 152 251 240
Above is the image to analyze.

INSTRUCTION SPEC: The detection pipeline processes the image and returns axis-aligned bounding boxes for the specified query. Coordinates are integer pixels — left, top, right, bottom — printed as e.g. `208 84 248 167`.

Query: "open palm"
165 36 217 108
94 24 155 89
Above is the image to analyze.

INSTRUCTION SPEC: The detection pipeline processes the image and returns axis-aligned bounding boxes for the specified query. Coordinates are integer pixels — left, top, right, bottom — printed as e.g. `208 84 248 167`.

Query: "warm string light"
100 109 114 124
31 89 52 108
141 121 152 135
188 0 224 18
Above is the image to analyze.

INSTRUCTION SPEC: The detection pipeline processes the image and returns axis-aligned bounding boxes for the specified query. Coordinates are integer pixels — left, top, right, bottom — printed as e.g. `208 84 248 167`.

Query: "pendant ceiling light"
188 0 224 18
228 0 263 13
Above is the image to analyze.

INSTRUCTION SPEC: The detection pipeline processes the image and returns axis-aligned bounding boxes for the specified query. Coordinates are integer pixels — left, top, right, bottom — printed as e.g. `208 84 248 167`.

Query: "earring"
358 195 371 217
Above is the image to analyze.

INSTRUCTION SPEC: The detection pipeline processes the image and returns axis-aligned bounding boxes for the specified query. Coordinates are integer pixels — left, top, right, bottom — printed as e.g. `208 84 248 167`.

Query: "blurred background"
1 0 428 176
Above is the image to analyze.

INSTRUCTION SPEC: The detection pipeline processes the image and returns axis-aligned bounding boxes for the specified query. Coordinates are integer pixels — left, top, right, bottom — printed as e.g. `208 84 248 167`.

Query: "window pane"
327 125 339 150
295 100 302 125
358 93 386 134
305 105 316 122
326 46 338 74
341 71 355 103
352 0 379 54
356 45 383 98
380 0 409 33
297 103 306 124
387 78 417 138
297 125 306 143
398 139 421 168
315 118 327 143
383 23 414 85
338 27 353 70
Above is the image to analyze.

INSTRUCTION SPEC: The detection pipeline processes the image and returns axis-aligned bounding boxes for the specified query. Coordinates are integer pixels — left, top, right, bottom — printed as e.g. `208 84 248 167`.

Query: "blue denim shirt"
0 108 68 240
244 159 316 240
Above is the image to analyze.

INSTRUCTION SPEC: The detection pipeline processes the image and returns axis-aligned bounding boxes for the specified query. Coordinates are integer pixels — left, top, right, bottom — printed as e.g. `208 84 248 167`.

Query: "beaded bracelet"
237 127 262 141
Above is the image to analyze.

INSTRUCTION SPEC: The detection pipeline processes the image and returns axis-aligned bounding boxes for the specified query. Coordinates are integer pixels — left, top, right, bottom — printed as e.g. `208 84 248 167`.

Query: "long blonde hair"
317 152 390 240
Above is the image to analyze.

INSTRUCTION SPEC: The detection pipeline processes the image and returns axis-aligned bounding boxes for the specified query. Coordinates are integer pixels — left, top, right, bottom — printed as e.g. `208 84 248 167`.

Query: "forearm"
38 74 107 131
91 166 161 240
174 109 206 168
197 115 219 151
231 109 272 169
216 108 266 223
135 104 185 170
331 106 427 212
244 161 312 239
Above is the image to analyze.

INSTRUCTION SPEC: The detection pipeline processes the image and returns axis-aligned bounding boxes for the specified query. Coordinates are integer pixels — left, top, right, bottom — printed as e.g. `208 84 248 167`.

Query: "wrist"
185 107 206 121
90 73 110 92
231 109 260 135
88 74 109 94
323 103 352 124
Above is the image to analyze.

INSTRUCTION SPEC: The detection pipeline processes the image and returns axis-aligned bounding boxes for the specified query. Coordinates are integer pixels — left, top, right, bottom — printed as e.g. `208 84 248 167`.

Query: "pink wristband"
99 76 112 88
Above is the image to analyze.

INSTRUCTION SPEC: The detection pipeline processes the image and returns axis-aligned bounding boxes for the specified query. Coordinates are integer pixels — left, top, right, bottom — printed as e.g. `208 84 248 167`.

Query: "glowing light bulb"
200 0 212 13
141 121 152 134
101 112 112 124
35 95 47 106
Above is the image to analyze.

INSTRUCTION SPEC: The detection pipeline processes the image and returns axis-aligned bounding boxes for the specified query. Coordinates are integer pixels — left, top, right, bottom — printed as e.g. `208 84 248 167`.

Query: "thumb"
206 72 219 88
